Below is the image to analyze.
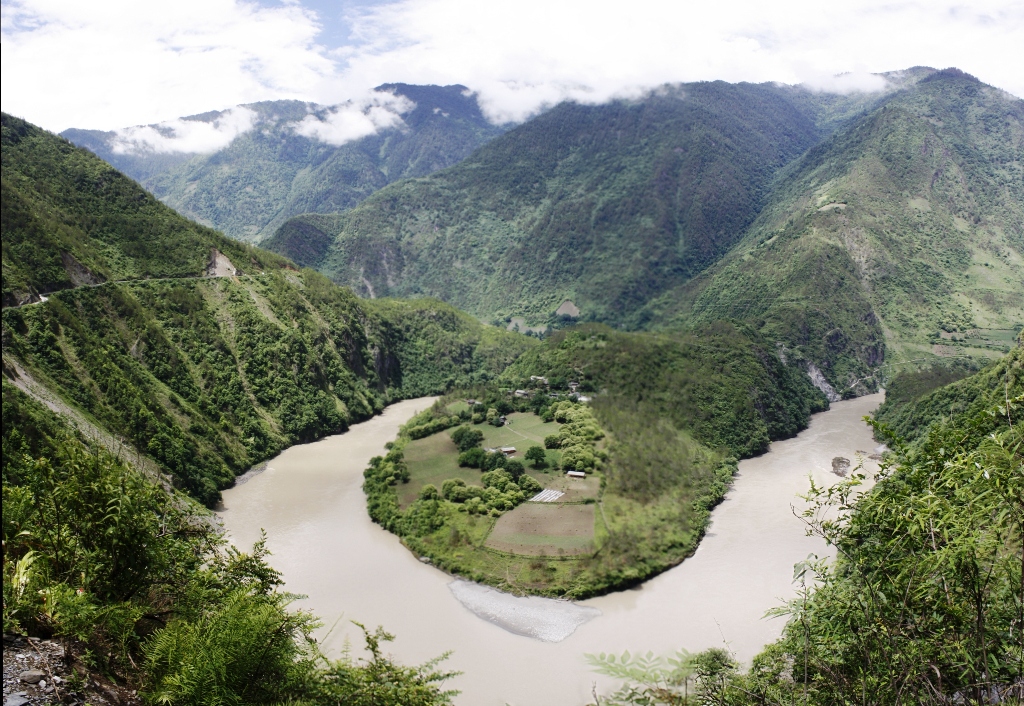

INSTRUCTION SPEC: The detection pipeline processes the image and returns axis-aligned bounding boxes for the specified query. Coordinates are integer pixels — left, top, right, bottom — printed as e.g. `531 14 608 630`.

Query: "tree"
544 434 561 449
457 447 487 468
504 460 525 480
525 445 547 468
450 426 484 453
486 408 498 424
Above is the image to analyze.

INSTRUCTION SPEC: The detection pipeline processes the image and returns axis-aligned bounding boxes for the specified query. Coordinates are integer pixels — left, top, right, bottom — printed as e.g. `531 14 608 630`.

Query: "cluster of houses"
510 377 591 403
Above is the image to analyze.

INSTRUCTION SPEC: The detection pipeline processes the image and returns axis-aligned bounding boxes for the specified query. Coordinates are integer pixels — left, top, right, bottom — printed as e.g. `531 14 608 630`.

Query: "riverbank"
220 393 883 705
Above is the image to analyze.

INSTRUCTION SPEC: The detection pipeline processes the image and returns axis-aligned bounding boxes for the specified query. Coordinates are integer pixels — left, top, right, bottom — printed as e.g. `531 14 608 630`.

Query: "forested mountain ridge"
62 84 506 242
2 113 284 307
264 80 843 322
2 115 532 505
643 68 1024 393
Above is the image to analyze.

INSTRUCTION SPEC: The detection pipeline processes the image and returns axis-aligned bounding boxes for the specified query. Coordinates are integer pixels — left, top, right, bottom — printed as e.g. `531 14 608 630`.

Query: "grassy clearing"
485 504 596 556
397 432 477 507
399 412 563 507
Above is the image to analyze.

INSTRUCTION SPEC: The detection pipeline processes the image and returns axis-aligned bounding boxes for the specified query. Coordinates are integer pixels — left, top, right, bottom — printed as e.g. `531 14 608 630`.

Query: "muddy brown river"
220 393 884 705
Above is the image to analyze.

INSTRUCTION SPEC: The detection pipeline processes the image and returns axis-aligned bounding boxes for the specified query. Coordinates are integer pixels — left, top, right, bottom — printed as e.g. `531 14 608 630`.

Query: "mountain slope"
642 69 1024 392
2 115 532 505
62 84 506 242
264 81 831 323
2 113 282 306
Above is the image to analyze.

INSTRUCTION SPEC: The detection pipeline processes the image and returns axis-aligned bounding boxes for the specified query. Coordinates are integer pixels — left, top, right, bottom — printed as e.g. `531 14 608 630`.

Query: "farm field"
398 412 563 506
485 503 596 556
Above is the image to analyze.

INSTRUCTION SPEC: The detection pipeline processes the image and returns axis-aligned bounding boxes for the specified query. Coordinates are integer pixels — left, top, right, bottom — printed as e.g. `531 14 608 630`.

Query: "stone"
5 696 30 706
19 668 45 683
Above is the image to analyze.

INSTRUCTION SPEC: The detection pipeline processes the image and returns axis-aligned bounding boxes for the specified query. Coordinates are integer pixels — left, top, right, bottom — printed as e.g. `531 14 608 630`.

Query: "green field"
398 412 563 507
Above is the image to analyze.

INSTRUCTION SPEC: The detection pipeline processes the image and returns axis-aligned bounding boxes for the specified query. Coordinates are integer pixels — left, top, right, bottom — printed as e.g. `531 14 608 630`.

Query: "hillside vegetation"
2 113 283 307
2 116 532 506
3 379 458 705
593 341 1022 704
63 84 506 242
265 81 832 322
645 69 1024 390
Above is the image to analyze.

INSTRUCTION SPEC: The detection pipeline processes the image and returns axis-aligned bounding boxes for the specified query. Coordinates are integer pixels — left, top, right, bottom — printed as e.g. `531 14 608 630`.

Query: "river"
219 393 884 705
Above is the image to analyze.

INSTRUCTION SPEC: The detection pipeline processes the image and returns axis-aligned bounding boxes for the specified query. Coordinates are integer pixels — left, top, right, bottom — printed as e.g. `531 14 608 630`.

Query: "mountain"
62 84 506 242
265 80 851 323
268 68 1022 395
2 113 532 505
2 114 285 307
643 68 1024 392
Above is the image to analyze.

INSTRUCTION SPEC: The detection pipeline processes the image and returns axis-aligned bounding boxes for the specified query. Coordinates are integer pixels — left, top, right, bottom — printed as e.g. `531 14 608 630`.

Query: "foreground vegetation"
2 381 458 704
592 343 1023 704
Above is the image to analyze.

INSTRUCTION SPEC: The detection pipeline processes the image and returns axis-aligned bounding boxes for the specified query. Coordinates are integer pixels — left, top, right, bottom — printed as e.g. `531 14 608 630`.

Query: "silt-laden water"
220 394 883 705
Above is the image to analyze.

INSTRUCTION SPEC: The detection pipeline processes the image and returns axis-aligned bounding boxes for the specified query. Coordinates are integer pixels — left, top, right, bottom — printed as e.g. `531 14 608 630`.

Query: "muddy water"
220 393 884 706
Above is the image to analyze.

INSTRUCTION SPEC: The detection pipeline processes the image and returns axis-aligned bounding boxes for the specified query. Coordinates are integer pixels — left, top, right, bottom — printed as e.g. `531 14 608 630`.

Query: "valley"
218 391 887 705
3 63 1021 706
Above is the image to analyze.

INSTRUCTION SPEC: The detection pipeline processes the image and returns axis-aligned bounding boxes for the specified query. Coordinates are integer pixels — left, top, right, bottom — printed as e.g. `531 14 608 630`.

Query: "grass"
485 504 596 556
398 412 563 507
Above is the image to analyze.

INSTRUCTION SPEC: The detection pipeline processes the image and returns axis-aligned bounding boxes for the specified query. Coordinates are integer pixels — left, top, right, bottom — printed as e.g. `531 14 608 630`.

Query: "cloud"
2 0 1021 134
291 89 414 145
109 106 258 154
1 0 334 131
325 0 1024 123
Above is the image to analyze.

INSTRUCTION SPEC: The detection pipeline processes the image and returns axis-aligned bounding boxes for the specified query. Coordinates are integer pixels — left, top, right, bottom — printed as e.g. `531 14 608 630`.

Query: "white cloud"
291 89 414 145
1 0 1021 134
326 0 1024 123
110 106 258 154
1 0 334 131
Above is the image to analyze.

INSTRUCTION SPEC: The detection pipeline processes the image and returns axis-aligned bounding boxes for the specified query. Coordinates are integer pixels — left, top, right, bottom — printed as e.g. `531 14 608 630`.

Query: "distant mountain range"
62 84 506 242
261 68 1023 393
57 70 1024 396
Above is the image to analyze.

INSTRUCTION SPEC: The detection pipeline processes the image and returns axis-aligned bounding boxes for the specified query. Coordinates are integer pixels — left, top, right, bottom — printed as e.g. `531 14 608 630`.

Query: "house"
530 375 549 385
500 446 516 456
577 395 592 403
566 470 587 478
514 389 529 398
568 381 580 392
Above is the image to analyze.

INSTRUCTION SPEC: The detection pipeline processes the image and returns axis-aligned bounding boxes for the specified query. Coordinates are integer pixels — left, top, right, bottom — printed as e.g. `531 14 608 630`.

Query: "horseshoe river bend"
219 393 884 705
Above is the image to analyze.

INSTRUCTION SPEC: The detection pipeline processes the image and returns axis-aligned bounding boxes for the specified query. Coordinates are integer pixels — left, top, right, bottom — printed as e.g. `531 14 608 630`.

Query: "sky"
2 0 1023 137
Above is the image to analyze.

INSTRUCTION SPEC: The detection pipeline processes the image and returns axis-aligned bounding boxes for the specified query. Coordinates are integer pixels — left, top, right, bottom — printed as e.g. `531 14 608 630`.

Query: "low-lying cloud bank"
110 106 259 155
291 90 415 146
